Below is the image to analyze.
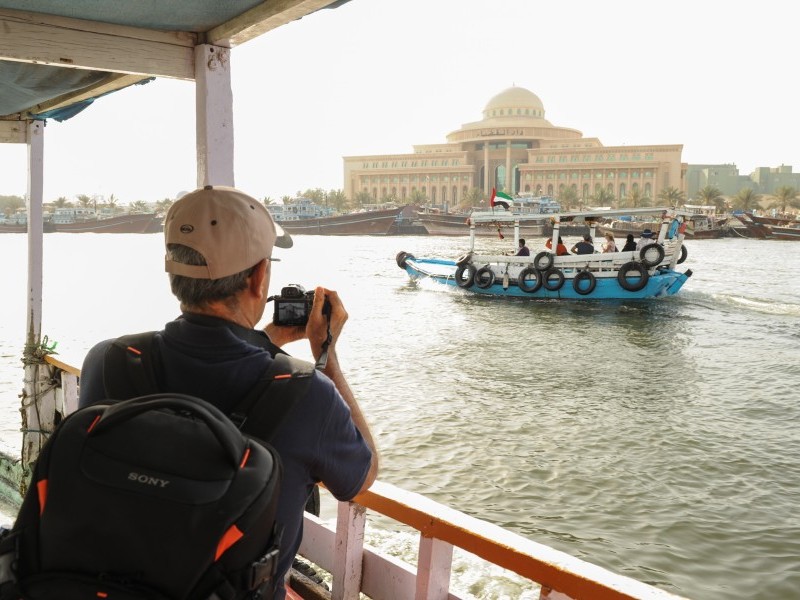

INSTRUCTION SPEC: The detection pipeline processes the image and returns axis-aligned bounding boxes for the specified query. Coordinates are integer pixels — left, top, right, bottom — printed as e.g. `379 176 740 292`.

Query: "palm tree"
619 187 650 209
280 195 293 205
590 187 616 208
52 196 71 208
76 194 93 209
353 190 372 208
261 196 275 206
155 198 174 214
130 200 149 213
408 189 427 205
732 188 761 213
559 186 578 210
326 189 348 211
657 186 685 207
462 187 482 210
767 186 800 215
695 185 725 212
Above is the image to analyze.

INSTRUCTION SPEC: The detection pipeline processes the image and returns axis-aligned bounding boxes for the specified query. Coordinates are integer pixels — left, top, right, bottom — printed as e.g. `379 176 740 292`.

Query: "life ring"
533 251 554 271
395 251 414 269
455 252 472 267
517 267 542 293
677 244 688 264
474 266 496 289
572 270 596 295
454 263 476 288
542 267 565 291
617 261 649 291
639 243 665 267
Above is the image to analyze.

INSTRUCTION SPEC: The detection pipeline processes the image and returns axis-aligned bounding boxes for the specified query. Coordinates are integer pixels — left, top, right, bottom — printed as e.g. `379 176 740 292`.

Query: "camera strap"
314 314 333 371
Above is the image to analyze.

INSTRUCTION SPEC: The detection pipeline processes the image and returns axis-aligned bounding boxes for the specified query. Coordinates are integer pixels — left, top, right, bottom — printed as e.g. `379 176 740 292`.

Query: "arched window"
618 183 626 199
644 183 652 197
547 184 554 195
441 187 447 203
431 187 437 202
452 186 458 203
582 184 589 199
401 188 406 200
372 188 377 199
524 185 531 192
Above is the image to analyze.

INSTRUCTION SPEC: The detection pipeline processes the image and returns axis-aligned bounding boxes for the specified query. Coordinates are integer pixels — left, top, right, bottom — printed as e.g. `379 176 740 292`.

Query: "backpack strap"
103 331 162 400
229 353 315 441
102 331 314 440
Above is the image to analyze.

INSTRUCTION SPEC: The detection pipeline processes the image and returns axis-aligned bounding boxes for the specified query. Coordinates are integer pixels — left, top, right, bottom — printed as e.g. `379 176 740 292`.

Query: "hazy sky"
1 0 797 204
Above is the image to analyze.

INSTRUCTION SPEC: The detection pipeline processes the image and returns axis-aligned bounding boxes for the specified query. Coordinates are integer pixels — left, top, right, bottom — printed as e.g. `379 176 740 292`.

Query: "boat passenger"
78 186 379 600
570 234 594 255
621 233 637 252
515 238 530 256
636 228 655 250
545 236 570 256
601 232 617 253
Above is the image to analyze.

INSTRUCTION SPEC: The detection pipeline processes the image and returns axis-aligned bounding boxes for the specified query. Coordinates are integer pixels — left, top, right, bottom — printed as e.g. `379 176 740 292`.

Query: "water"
1 233 799 599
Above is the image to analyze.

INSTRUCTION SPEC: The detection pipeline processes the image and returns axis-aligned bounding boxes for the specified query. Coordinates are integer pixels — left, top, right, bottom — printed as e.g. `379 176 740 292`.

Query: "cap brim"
274 223 293 248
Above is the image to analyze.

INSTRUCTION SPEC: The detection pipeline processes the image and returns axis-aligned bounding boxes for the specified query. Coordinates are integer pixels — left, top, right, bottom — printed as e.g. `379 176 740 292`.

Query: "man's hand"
307 287 347 361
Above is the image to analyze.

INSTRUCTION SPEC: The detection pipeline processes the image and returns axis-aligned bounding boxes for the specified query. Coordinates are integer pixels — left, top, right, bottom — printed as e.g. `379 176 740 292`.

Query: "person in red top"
545 236 569 256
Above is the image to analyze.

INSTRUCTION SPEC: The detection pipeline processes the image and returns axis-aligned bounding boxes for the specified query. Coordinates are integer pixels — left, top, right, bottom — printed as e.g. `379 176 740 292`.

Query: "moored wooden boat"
276 205 404 236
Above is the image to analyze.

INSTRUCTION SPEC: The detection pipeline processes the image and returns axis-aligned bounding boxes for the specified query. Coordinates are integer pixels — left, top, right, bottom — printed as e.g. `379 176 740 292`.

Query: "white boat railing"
31 357 687 600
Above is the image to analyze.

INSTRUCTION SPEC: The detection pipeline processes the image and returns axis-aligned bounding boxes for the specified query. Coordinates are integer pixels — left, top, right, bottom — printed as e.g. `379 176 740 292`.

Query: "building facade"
343 86 686 206
686 164 800 199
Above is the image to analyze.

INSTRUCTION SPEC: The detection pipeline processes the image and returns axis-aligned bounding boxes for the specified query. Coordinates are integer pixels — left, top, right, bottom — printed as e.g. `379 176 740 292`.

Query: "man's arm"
309 288 378 491
266 287 379 491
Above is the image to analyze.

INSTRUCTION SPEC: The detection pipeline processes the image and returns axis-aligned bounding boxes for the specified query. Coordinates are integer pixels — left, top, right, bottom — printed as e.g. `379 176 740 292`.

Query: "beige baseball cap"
164 185 292 279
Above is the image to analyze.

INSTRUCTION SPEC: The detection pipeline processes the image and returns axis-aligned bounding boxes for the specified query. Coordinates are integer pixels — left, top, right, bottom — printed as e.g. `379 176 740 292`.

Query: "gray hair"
167 244 255 308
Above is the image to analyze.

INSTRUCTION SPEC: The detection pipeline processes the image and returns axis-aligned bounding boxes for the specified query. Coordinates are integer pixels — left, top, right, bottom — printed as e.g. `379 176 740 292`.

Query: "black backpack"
0 332 314 600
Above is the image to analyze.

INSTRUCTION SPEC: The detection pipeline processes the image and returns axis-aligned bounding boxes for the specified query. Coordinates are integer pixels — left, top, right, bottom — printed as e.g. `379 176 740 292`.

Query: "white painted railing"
45 359 687 600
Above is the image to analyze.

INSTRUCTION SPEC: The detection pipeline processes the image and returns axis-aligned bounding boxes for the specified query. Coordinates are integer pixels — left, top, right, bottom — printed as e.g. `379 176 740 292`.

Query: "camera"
272 284 315 326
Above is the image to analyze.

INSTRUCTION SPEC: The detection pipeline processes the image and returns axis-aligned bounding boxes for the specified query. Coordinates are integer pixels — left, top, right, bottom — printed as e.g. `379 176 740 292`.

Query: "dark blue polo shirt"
79 314 372 598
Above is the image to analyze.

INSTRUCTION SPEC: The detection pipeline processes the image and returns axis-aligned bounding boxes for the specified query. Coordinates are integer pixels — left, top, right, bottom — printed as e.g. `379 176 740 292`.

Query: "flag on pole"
490 187 512 210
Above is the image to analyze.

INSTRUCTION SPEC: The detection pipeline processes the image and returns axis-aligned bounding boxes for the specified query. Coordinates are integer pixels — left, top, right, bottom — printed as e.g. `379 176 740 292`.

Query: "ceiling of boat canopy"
0 0 350 125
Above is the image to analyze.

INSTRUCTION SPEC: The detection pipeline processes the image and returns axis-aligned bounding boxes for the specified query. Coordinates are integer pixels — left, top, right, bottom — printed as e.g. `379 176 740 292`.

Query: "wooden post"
415 536 453 600
195 44 235 188
331 501 366 600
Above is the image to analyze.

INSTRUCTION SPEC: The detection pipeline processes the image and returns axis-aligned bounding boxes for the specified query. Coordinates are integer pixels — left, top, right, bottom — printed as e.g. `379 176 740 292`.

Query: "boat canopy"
468 206 697 225
0 0 350 124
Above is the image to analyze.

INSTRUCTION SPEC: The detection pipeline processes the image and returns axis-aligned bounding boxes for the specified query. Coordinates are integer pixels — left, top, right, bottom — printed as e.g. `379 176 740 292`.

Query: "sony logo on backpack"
128 472 170 488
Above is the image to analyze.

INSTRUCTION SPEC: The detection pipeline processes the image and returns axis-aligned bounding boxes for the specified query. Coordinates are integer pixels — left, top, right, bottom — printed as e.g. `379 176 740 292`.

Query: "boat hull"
1 213 162 234
278 207 403 235
53 213 163 233
402 257 690 300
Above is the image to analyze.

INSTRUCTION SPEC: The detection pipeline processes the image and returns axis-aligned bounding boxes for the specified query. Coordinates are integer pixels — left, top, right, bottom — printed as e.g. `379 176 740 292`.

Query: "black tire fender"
572 270 596 295
455 252 472 267
474 266 496 289
396 251 414 269
677 244 688 265
639 243 665 267
617 261 649 291
517 267 542 293
533 251 554 271
542 267 565 291
454 263 476 288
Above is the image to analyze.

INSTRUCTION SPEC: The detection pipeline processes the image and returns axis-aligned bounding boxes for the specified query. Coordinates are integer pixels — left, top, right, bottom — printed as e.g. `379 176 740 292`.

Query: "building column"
505 141 512 193
483 144 489 197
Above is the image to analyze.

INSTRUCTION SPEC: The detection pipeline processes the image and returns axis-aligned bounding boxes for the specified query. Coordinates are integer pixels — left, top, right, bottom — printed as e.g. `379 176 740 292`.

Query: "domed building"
343 86 686 206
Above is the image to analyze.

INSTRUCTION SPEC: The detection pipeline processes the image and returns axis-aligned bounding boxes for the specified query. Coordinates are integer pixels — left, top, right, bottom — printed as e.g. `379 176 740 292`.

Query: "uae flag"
490 188 512 210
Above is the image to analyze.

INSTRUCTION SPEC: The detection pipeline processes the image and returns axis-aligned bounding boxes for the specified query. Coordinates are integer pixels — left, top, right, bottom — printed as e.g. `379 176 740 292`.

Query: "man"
636 228 655 250
79 185 378 599
515 238 530 256
570 233 594 255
